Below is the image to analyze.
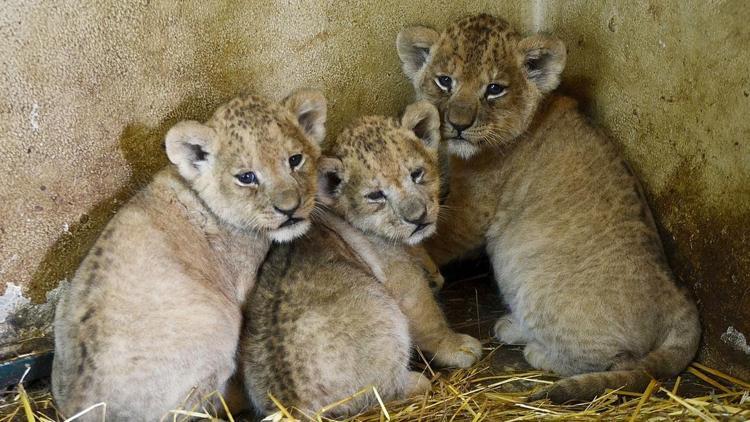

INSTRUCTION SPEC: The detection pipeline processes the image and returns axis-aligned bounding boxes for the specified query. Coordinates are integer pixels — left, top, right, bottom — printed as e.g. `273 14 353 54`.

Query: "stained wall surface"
1 1 748 376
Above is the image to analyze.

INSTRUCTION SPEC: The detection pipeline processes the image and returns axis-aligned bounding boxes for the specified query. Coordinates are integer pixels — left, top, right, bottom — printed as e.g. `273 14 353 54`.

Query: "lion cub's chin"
446 137 480 159
404 223 437 246
268 219 312 243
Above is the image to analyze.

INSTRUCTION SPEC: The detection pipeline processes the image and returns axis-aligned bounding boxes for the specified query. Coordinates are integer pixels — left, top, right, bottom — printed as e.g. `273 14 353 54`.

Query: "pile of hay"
2 345 748 421
332 351 750 421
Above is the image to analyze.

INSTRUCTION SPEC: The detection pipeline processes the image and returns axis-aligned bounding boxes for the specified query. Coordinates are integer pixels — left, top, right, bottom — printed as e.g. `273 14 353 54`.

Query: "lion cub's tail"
531 299 700 403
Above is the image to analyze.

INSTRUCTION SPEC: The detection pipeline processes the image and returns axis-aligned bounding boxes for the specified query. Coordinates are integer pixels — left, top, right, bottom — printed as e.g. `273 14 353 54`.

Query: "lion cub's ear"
401 100 441 151
317 157 346 206
518 34 567 93
396 26 440 83
283 89 327 144
165 121 218 182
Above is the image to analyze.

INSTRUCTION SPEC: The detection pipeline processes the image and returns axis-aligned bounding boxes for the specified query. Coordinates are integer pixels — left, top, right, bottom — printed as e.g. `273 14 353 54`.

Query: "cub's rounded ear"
165 121 217 182
396 26 440 83
283 89 327 144
401 100 441 150
518 34 567 93
317 157 345 206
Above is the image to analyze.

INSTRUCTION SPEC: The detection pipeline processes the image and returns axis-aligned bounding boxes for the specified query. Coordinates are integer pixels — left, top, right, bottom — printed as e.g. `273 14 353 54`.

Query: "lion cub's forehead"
212 95 295 139
434 14 520 78
210 95 316 163
331 116 434 180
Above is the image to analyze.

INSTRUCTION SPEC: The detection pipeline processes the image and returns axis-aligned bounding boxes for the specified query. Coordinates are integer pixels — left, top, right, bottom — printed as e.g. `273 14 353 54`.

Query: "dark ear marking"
518 34 567 93
396 26 440 82
411 117 432 143
189 143 208 164
415 46 431 63
164 120 217 181
525 57 541 73
317 157 345 205
401 100 441 150
524 50 554 84
282 89 328 144
298 110 317 134
324 172 342 196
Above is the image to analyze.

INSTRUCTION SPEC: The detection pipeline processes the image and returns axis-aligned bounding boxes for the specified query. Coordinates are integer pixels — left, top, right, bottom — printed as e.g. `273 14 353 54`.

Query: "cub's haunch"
397 14 700 403
51 90 326 421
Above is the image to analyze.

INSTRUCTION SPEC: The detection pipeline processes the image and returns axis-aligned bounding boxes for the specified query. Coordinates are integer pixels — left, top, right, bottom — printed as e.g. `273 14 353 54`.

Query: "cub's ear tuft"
518 34 567 93
165 121 217 182
317 157 345 206
401 100 441 150
283 89 327 144
396 26 440 82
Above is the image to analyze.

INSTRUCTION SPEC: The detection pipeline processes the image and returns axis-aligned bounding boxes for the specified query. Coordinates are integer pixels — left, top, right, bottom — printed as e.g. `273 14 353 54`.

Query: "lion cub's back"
52 180 240 420
242 225 411 415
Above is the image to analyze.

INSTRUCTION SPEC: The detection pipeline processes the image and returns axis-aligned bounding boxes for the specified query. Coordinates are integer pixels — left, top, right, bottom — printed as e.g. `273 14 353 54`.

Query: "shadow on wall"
25 96 223 305
652 159 750 379
555 27 600 117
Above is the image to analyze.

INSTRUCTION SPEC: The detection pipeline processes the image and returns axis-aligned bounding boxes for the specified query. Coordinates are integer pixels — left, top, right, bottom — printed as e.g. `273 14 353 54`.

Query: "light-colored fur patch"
51 90 326 420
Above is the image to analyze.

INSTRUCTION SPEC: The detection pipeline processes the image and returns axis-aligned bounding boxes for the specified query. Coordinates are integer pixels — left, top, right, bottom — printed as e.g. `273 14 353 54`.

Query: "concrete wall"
1 1 748 376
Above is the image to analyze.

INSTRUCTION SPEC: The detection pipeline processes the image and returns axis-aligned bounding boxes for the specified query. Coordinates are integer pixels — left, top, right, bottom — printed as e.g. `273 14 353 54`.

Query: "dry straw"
2 346 749 421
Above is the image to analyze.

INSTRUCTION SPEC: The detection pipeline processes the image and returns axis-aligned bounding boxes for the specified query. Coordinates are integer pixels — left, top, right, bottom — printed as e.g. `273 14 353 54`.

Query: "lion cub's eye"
365 191 387 202
435 75 453 92
235 171 258 186
486 84 508 100
411 168 425 183
289 153 304 170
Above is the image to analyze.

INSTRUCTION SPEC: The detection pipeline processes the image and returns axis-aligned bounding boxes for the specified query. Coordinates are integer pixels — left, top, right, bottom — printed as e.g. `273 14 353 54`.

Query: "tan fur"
242 212 427 418
51 90 327 421
323 101 482 371
398 14 700 403
240 103 481 417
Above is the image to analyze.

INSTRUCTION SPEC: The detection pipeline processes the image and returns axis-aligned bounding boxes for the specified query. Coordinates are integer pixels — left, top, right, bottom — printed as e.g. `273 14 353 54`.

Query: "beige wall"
1 1 748 376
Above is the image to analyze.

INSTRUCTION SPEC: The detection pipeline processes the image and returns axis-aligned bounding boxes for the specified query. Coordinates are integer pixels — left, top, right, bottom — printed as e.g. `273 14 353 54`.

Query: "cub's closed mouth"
411 222 432 235
279 217 303 228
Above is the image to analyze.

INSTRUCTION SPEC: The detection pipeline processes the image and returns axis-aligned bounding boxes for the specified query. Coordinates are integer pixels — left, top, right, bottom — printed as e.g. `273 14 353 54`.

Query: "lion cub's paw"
405 371 432 396
493 315 528 345
427 272 445 293
432 333 483 368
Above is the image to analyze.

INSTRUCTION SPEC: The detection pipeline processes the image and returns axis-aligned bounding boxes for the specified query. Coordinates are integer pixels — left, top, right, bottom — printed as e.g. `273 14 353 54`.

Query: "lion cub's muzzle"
446 101 477 138
272 188 307 227
266 188 314 243
399 198 437 242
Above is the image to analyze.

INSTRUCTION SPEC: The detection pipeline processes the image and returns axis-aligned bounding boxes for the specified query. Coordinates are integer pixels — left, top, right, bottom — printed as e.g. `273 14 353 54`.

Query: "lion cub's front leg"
409 243 445 293
386 247 483 368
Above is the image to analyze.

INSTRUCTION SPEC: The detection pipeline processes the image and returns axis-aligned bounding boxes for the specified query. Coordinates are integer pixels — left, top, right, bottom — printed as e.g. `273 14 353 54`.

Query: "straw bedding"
1 346 748 421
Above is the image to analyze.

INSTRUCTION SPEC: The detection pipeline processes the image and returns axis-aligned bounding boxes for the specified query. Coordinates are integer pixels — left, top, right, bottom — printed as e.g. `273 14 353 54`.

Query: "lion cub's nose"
449 120 471 134
401 197 428 226
273 189 300 216
405 210 428 226
447 102 477 134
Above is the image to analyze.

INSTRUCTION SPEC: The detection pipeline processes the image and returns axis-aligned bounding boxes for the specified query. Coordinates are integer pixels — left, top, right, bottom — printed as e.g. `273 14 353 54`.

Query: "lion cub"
241 101 482 417
397 14 700 402
52 90 326 421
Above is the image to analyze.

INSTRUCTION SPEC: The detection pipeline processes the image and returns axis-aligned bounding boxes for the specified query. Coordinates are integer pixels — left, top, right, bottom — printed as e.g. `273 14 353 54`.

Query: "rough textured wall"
1 1 748 376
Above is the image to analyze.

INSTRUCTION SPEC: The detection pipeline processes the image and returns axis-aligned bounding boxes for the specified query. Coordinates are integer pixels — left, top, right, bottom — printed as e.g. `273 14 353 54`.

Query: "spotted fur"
51 90 326 421
398 14 700 403
241 102 482 418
